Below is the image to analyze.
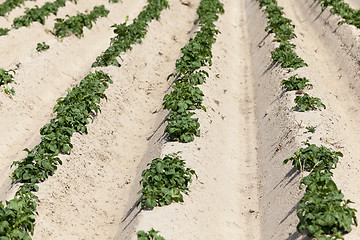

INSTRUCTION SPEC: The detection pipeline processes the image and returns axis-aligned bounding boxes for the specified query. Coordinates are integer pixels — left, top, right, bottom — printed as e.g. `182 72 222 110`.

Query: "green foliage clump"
281 74 312 91
283 142 342 172
138 153 196 210
36 42 50 52
0 68 16 96
137 229 165 240
292 93 326 112
0 28 10 36
54 5 109 38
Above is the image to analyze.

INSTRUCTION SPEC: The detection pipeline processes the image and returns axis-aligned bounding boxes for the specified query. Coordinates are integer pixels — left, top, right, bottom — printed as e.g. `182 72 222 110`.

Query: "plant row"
135 0 224 238
0 70 112 239
0 0 78 35
161 0 224 143
316 0 360 29
92 0 169 67
284 142 357 239
12 0 77 29
258 0 325 112
53 5 109 38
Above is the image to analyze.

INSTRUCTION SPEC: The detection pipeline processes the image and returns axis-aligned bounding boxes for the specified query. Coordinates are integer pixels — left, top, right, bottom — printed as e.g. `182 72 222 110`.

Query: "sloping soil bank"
246 0 360 239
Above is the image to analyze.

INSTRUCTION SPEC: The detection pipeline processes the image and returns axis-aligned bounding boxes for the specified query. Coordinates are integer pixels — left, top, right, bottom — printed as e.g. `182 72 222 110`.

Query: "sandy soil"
0 0 359 239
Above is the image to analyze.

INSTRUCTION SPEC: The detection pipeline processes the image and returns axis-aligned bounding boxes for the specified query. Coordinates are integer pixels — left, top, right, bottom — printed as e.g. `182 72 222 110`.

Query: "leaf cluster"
298 171 357 239
284 143 357 238
12 0 77 29
283 142 342 172
0 68 16 96
137 229 165 240
138 153 197 210
163 0 223 143
0 183 38 240
0 0 30 17
36 42 50 52
318 0 360 28
11 71 112 184
54 5 109 38
281 74 313 91
292 93 326 112
0 28 10 36
92 0 169 67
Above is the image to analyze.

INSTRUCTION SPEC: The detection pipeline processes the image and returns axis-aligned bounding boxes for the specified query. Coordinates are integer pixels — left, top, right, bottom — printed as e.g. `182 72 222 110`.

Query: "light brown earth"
0 0 359 239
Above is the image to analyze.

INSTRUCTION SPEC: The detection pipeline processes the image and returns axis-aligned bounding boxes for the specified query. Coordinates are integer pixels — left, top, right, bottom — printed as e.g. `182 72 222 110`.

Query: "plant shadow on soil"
273 167 300 191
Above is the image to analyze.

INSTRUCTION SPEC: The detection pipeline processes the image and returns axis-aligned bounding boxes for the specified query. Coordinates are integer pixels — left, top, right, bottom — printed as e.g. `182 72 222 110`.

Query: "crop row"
257 0 357 239
134 0 224 238
92 0 169 67
161 0 224 143
258 0 325 112
316 0 360 29
53 5 109 38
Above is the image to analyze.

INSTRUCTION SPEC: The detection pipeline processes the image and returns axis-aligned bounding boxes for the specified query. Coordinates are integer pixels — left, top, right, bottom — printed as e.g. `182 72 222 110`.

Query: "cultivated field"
0 0 359 239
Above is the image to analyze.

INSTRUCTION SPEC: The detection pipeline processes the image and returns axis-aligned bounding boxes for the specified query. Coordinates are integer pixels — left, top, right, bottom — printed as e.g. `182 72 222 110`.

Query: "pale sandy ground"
0 0 359 240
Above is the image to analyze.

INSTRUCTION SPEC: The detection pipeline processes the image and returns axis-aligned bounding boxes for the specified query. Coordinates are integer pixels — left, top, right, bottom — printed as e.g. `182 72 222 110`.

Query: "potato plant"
0 68 16 96
292 93 326 112
284 144 357 239
36 42 50 52
281 74 312 91
137 229 165 240
0 28 10 36
138 153 197 210
53 5 109 38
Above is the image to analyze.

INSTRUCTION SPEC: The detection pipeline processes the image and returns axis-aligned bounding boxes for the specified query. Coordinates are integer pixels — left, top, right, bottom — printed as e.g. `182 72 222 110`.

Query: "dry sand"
0 0 359 239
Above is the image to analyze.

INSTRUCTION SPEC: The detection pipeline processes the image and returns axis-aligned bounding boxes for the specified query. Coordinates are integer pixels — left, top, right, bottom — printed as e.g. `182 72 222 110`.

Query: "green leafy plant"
163 82 205 113
271 41 308 70
36 42 50 52
0 68 16 96
137 229 165 240
281 74 313 91
165 111 200 143
283 142 342 172
305 126 316 133
293 93 326 112
138 153 197 210
297 171 358 239
0 28 10 36
0 183 39 239
53 5 109 38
